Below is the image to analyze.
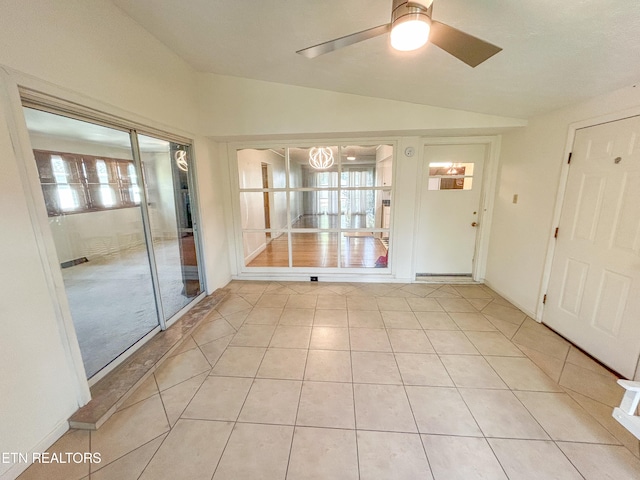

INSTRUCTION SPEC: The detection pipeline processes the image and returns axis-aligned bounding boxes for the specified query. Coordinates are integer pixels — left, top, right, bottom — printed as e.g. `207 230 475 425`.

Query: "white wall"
3 1 637 477
203 73 525 280
0 2 228 478
0 80 85 480
48 209 145 263
236 148 289 263
485 83 640 317
198 73 527 139
0 0 199 133
27 133 135 160
193 138 232 293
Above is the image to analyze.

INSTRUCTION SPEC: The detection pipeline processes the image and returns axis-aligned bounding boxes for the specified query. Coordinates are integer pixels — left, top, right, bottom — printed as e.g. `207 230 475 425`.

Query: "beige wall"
0 1 219 478
485 83 640 317
0 80 85 480
0 0 199 132
198 72 526 139
1 1 638 478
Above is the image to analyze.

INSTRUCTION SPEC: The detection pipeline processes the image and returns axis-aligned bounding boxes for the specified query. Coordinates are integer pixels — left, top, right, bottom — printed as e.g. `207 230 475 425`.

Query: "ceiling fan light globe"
390 18 430 51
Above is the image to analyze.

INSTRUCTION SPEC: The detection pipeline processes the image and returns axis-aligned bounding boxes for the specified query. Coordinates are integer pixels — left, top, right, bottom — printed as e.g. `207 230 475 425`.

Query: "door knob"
471 222 478 227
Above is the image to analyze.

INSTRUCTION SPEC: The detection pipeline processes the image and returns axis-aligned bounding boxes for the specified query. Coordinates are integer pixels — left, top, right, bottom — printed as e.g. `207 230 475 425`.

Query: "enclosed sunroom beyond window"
235 144 393 269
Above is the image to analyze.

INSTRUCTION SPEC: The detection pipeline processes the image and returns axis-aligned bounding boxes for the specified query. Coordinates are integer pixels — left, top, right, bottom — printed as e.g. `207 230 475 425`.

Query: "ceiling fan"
296 0 502 67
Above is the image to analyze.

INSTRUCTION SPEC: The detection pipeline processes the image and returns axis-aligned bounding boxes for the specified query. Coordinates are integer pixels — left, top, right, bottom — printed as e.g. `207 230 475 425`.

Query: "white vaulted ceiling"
111 0 640 119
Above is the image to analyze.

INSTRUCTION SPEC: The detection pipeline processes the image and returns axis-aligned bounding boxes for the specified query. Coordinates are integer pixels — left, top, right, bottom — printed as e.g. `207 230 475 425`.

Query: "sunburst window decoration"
308 147 335 170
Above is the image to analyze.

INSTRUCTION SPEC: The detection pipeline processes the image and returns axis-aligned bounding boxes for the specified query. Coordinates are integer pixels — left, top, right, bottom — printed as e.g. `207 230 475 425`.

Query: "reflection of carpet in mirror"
63 239 201 378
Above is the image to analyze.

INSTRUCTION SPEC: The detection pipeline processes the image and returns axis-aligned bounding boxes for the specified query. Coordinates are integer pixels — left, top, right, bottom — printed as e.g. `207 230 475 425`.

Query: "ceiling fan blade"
430 21 502 67
297 24 391 59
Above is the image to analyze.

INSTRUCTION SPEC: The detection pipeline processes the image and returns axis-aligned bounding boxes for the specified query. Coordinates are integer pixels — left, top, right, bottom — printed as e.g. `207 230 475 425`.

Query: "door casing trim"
538 107 640 380
412 136 501 283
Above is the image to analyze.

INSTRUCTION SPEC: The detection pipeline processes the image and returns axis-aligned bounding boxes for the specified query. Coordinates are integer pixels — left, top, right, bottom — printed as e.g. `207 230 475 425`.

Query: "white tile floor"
18 281 640 479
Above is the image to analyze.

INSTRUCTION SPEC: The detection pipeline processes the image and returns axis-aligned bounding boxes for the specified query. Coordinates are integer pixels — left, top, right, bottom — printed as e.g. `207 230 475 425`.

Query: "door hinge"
543 294 547 304
567 152 572 164
554 227 559 239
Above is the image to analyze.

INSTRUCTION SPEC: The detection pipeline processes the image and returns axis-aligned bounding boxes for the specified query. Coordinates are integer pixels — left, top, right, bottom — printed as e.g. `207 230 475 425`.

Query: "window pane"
240 191 288 230
34 150 140 213
341 232 389 268
341 144 393 187
340 189 385 229
244 231 289 267
428 162 474 191
138 136 203 319
127 164 141 203
292 190 339 228
237 148 286 189
291 232 338 267
428 162 474 177
289 146 339 188
340 145 375 187
99 184 116 207
23 107 158 379
236 144 394 271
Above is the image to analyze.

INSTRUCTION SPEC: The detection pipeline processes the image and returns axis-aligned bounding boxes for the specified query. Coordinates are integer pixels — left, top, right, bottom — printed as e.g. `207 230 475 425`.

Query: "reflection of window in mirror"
428 162 474 191
35 150 140 215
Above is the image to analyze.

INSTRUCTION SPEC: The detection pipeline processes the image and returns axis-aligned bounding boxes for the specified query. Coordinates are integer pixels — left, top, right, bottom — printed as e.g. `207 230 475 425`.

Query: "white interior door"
415 144 485 275
544 115 640 378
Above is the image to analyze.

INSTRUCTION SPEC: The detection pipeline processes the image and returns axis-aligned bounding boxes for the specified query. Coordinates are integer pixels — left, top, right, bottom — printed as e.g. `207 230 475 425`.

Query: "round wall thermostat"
404 146 415 157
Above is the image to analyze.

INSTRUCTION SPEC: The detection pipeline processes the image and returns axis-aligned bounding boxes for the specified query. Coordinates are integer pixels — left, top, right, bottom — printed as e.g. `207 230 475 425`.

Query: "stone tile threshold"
68 289 229 430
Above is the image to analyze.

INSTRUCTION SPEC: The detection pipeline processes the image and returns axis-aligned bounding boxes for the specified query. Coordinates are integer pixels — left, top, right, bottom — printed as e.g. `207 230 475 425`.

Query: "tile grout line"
208 292 271 480
197 290 254 480
557 340 573 386
110 375 180 479
483 437 517 480
347 310 362 480
382 318 436 479
132 432 172 480
552 439 589 480
282 309 312 480
76 283 639 480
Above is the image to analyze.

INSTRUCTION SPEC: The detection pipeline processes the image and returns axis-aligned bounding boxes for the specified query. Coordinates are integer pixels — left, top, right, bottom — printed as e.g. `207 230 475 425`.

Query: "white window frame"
228 139 398 280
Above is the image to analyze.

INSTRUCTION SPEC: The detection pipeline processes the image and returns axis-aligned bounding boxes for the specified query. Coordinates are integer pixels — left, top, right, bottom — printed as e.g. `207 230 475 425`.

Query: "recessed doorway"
415 143 486 278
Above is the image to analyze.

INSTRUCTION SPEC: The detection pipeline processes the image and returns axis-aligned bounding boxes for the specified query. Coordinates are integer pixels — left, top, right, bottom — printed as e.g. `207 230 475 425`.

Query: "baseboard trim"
0 419 69 480
482 279 537 319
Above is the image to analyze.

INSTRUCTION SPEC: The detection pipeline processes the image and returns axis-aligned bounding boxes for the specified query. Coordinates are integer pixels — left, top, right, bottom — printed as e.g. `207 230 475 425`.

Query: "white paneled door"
544 115 640 378
415 144 486 275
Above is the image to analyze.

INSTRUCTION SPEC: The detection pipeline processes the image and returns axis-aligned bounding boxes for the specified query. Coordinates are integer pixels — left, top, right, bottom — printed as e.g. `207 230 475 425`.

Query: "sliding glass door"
22 107 203 379
137 135 202 320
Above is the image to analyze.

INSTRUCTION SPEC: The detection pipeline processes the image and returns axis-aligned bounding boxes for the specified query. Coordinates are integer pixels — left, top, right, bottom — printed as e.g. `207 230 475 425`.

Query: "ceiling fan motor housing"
391 0 433 26
297 0 501 67
390 0 433 51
